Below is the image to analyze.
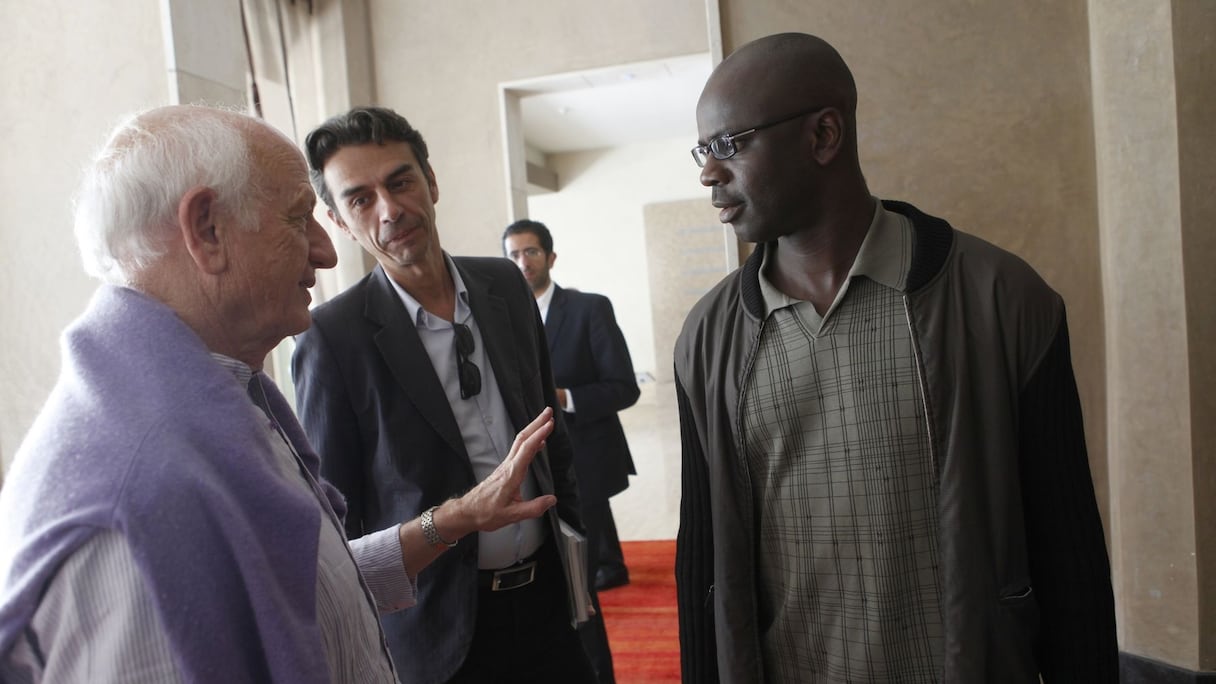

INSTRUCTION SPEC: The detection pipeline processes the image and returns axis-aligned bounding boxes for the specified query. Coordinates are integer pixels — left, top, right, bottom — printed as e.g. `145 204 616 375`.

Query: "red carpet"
600 540 680 683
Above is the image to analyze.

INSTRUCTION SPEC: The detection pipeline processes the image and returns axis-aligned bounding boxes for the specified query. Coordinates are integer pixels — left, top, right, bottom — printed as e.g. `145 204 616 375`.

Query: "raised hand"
450 407 558 532
397 407 560 577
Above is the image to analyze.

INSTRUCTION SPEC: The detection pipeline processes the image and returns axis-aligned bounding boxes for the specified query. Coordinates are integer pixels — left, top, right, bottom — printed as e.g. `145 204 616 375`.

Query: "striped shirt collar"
210 352 254 389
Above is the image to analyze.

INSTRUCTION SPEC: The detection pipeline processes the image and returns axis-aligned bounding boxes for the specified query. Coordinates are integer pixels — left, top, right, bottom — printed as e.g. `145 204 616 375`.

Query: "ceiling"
514 53 712 155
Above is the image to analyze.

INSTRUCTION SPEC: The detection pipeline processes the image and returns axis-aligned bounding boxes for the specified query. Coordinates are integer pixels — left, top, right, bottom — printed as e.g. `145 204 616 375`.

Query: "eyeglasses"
506 247 545 260
453 322 482 399
690 106 827 167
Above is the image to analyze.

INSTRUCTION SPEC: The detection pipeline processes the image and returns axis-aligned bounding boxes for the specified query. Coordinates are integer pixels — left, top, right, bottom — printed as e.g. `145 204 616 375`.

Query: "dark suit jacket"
291 258 583 684
546 285 640 502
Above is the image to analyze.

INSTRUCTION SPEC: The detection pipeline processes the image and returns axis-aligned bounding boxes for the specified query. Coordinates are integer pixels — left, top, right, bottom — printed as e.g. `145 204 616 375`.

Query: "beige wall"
640 199 728 385
1173 0 1216 666
1092 0 1192 664
718 0 1110 518
1090 0 1216 670
362 0 708 259
0 0 169 472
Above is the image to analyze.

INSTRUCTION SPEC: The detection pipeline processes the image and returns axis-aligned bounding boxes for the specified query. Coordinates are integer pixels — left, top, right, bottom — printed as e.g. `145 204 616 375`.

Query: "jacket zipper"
902 295 939 479
734 313 767 682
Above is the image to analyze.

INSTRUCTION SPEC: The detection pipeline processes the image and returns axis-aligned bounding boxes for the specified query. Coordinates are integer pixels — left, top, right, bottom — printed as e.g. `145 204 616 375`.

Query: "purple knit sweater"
0 285 348 683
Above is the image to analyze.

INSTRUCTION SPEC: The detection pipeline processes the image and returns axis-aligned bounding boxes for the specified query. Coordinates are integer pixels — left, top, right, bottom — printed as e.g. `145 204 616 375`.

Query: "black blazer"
546 285 640 501
291 258 583 684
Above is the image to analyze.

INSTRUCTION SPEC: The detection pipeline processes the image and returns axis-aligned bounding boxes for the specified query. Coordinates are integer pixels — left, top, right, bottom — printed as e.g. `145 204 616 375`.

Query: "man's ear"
177 186 227 274
426 165 439 205
809 108 846 166
547 251 557 270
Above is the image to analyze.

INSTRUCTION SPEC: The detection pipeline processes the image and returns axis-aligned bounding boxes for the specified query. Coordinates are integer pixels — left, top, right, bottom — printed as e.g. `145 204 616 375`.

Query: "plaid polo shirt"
743 201 944 683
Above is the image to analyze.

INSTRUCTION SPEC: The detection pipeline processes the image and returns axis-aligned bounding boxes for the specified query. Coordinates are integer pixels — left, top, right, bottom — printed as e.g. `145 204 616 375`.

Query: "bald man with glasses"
675 32 1117 683
292 106 597 684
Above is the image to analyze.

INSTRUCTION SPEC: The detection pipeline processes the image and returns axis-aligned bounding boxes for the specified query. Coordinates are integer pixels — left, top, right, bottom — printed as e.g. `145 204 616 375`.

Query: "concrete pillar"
298 0 379 285
1090 0 1216 677
159 0 246 106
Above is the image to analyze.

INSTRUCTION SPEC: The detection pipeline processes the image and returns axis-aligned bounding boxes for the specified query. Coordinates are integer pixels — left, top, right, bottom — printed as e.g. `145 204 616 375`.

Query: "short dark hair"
502 219 554 255
304 106 432 211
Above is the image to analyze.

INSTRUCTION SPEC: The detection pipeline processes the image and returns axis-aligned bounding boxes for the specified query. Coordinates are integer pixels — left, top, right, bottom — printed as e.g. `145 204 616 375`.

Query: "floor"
599 540 680 682
610 380 682 541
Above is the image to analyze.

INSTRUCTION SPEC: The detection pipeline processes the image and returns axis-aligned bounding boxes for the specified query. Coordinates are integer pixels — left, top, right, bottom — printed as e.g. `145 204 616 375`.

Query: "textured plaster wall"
363 0 708 259
1090 0 1198 667
1091 0 1216 670
0 1 168 475
1173 0 1216 668
717 1 1109 520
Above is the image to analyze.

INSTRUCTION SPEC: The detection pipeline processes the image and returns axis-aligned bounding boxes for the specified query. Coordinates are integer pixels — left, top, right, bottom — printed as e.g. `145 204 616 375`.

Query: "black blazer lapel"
364 267 468 458
459 259 562 506
544 285 570 354
460 262 529 432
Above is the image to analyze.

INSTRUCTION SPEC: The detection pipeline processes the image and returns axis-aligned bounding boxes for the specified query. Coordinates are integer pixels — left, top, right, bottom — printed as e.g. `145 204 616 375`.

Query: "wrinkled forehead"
250 126 312 194
255 125 307 171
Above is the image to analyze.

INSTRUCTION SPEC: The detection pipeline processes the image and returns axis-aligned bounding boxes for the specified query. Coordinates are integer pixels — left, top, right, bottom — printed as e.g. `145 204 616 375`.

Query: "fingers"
506 408 555 467
512 407 554 447
513 494 556 520
465 409 558 533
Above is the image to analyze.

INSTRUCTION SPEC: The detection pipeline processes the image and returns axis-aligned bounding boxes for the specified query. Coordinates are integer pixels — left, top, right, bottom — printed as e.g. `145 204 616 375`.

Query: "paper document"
558 519 591 626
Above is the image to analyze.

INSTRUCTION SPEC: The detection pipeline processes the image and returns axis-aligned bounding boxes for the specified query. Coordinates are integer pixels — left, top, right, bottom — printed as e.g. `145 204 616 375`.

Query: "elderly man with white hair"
0 105 557 683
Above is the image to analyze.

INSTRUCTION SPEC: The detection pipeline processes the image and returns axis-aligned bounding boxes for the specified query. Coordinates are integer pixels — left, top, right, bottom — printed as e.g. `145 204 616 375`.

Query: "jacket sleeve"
675 371 720 683
291 319 367 541
566 296 640 422
1018 316 1119 682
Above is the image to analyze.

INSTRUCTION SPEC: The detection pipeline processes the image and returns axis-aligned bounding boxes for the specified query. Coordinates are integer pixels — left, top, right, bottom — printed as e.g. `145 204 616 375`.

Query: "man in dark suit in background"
292 107 603 684
503 220 640 596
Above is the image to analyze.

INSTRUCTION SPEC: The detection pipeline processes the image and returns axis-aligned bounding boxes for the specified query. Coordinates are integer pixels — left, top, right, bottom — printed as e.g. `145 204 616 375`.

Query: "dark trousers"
448 538 598 684
583 497 627 580
578 498 620 682
596 504 627 575
578 583 616 683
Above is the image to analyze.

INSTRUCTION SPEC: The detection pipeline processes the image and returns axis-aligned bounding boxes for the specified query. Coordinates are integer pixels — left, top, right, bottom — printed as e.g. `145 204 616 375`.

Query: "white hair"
73 106 261 284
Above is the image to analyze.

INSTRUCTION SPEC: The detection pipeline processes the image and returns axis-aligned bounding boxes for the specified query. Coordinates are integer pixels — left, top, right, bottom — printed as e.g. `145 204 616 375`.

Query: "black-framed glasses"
690 106 827 167
453 322 482 399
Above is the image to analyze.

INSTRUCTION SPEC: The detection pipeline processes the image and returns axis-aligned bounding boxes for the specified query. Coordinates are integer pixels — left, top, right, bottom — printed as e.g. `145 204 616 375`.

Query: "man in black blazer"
502 220 641 596
292 107 600 684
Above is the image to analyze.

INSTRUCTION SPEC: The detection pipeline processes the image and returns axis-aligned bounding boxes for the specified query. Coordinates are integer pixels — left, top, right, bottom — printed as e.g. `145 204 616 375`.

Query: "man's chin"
730 222 762 244
287 313 313 337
